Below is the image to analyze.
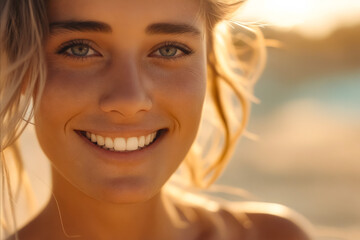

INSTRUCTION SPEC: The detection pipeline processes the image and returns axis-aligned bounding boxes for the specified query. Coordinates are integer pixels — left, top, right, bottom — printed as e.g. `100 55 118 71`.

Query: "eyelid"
149 41 194 58
56 39 102 58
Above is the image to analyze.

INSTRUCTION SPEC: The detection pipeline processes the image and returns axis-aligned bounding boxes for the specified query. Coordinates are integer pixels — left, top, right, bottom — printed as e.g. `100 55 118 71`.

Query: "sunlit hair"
182 0 266 187
1 0 48 237
0 0 265 237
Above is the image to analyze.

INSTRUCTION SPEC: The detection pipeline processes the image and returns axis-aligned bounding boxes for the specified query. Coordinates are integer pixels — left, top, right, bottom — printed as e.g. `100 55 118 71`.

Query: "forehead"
47 0 204 32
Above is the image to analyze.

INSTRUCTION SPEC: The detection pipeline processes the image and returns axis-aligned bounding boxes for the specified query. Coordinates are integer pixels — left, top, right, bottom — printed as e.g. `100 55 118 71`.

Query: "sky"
237 0 360 38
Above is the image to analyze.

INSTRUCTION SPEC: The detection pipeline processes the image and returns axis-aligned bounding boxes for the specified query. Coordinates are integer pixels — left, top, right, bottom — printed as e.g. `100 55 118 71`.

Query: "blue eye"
69 44 90 56
151 42 193 59
57 39 101 58
159 46 178 57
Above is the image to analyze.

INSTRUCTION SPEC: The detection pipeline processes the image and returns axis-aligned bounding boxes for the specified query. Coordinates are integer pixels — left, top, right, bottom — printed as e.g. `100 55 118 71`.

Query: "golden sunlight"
238 0 360 38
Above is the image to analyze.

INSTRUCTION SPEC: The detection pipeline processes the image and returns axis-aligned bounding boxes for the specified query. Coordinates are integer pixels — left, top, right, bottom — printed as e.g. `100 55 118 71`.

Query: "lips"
77 129 166 152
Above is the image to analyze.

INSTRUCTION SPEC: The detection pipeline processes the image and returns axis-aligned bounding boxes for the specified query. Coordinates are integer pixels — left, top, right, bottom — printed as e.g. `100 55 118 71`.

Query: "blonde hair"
184 0 266 187
1 0 48 236
0 0 265 236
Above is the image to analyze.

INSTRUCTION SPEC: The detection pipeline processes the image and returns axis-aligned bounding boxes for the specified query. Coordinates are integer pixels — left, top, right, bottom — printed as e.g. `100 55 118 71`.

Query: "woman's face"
35 0 207 203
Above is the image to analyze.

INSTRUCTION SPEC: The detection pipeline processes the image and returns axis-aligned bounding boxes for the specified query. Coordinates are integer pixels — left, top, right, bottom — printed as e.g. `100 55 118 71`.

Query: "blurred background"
217 0 360 239
9 0 360 240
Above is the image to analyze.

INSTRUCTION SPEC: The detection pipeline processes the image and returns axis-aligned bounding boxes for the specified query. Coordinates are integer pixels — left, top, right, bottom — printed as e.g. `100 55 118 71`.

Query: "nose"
99 59 152 118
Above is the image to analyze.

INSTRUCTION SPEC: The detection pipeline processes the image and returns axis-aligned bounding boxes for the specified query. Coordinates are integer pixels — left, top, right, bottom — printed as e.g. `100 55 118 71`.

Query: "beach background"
4 0 360 240
219 1 360 239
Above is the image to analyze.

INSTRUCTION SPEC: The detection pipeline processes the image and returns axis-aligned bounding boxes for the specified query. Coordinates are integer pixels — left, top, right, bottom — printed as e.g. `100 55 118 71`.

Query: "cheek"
36 68 96 122
145 63 206 189
158 62 206 106
172 70 206 121
153 61 207 143
34 68 96 161
45 67 96 98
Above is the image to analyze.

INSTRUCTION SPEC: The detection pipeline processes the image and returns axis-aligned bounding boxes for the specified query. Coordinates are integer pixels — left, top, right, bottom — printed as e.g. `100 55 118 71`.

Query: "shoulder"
225 201 314 240
5 221 48 240
165 188 314 240
5 208 61 240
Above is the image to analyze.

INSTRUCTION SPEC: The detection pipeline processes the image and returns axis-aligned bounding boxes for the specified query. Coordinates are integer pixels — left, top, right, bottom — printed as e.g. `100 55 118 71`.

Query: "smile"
79 130 162 152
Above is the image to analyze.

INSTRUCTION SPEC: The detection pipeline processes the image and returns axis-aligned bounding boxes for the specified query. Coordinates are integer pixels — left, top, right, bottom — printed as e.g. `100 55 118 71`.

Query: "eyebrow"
145 23 201 36
49 21 112 34
49 21 201 36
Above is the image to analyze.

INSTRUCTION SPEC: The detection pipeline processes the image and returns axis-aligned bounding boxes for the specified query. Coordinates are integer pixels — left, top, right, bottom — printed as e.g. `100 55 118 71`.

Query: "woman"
0 0 313 239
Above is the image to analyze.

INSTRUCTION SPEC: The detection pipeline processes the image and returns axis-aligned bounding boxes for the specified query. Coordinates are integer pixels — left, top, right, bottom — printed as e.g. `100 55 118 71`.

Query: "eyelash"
149 41 193 60
55 39 194 61
56 39 100 59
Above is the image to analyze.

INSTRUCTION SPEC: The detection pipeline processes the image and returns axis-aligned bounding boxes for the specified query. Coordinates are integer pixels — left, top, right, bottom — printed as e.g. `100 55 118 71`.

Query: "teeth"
126 137 138 151
145 135 151 145
139 136 145 148
96 135 105 146
105 137 114 149
84 131 159 152
91 134 97 142
114 138 126 151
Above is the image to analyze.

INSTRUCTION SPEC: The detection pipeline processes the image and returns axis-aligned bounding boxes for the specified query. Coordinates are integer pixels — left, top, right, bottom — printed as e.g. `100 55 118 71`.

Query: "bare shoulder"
167 189 313 240
225 201 314 240
5 226 39 240
5 219 48 240
5 208 61 240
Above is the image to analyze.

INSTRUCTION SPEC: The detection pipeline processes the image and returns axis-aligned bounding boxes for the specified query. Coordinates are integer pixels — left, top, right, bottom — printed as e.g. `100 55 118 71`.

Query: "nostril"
99 91 152 117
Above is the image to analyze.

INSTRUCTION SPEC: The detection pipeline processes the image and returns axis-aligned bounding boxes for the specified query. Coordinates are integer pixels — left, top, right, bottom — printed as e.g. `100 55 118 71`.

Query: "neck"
43 170 192 240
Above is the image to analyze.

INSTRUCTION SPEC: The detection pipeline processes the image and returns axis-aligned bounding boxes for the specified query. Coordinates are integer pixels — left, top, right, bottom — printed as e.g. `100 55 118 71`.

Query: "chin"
88 178 161 204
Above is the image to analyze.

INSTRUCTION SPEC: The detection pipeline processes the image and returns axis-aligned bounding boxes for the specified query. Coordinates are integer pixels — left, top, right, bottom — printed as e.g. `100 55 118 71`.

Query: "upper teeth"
85 131 157 152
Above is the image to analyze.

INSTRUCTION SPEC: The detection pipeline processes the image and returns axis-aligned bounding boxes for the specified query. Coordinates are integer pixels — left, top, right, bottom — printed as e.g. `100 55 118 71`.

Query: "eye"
69 44 91 56
159 46 178 57
56 39 101 59
150 42 193 59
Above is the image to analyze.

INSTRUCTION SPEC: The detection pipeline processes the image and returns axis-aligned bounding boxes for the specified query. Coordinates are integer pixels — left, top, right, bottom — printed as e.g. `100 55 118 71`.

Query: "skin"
26 0 207 239
11 0 312 239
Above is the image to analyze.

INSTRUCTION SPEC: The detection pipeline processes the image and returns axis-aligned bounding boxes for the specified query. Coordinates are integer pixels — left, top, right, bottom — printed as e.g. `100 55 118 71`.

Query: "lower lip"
76 130 167 164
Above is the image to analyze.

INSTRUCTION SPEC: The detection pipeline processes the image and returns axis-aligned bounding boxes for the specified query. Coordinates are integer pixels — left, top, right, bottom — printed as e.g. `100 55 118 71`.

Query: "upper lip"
75 128 166 138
